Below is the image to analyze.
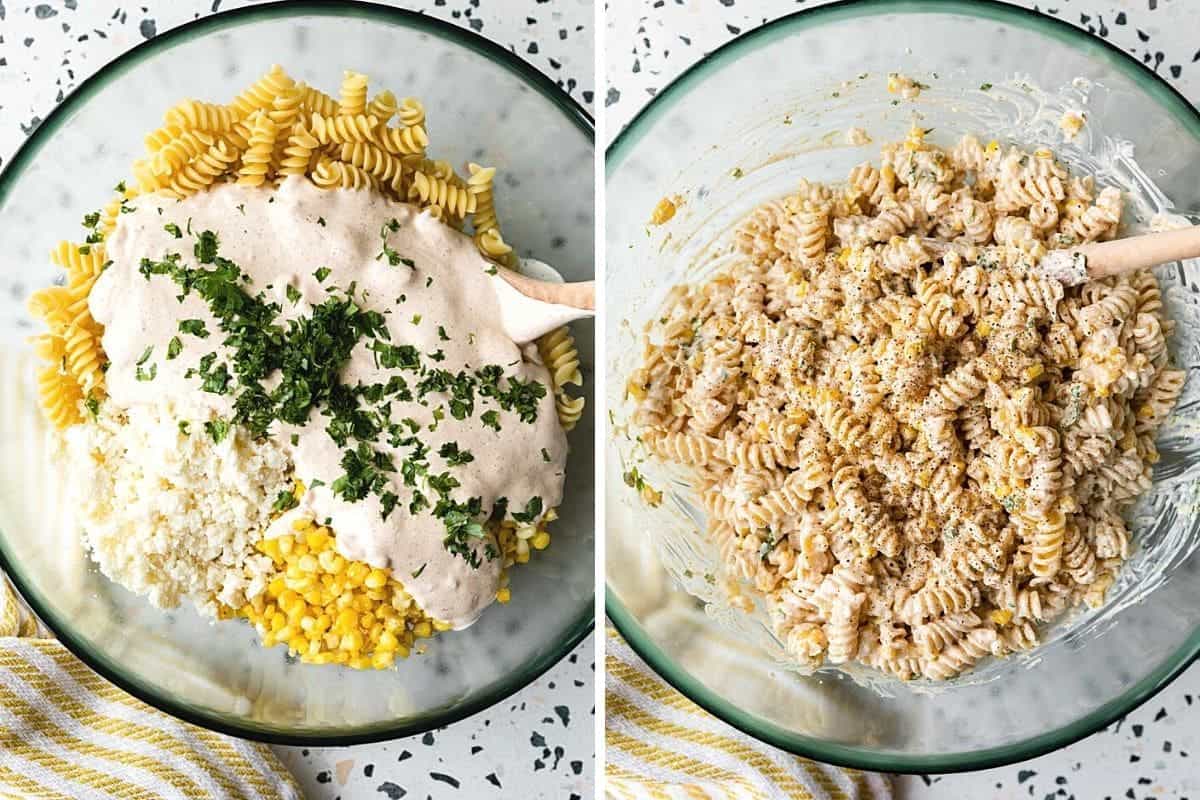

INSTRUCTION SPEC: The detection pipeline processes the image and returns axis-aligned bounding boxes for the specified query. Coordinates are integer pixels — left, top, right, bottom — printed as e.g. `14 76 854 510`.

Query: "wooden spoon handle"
497 269 595 311
1078 226 1200 280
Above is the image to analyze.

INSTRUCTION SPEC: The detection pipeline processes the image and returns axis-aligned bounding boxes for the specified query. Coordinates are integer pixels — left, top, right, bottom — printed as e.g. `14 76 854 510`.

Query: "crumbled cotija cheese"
61 403 292 617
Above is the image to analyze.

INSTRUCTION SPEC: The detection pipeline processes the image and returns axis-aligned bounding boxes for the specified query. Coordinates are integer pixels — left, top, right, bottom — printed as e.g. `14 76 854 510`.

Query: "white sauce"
91 177 569 628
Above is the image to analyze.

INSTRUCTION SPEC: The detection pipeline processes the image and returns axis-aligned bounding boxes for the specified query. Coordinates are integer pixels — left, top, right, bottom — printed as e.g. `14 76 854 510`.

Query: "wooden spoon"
1040 226 1200 286
497 265 595 310
488 257 594 344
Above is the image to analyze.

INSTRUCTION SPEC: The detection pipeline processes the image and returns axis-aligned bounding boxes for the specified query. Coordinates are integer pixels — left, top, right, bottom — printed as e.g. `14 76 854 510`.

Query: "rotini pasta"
630 129 1184 680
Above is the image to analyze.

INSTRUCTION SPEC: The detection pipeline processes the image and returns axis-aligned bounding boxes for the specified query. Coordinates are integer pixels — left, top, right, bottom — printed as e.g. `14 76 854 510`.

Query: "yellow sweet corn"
230 517 452 670
989 609 1014 625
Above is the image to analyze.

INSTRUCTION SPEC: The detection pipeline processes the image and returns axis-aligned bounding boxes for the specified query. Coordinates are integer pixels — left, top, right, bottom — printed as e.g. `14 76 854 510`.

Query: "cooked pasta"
630 129 1184 681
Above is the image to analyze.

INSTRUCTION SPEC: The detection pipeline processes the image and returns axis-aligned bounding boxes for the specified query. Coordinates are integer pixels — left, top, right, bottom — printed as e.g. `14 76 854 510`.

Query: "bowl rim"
605 0 1200 774
0 0 594 746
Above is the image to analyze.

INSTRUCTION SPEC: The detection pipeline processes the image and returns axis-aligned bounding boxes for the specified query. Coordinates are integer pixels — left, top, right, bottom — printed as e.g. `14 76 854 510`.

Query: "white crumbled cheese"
1059 111 1086 140
845 127 872 146
61 403 292 617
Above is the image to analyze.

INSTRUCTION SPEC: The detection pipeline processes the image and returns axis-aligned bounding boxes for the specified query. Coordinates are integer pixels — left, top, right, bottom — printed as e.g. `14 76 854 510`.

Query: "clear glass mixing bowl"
0 3 594 743
606 0 1200 772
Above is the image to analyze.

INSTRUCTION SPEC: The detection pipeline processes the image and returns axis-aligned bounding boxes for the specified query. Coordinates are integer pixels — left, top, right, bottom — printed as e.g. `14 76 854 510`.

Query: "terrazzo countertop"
0 1 595 798
607 1 1196 798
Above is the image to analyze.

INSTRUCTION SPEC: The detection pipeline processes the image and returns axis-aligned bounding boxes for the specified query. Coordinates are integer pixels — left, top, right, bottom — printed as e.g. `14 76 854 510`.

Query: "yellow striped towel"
0 576 302 800
606 627 893 800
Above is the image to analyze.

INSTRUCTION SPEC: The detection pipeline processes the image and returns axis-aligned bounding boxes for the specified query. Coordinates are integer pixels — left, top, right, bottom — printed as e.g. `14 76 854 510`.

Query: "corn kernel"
531 531 551 550
365 569 389 589
413 621 433 639
989 609 1014 625
496 587 512 604
291 518 312 532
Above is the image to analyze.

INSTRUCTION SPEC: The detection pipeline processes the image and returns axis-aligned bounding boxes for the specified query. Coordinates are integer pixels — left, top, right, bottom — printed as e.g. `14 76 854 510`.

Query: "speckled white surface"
606 1 1197 798
0 1 595 798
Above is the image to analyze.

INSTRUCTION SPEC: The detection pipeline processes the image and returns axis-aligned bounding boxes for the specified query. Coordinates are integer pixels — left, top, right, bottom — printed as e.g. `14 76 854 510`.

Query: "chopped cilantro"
980 82 993 91
481 409 501 432
178 420 190 435
164 222 182 238
316 216 326 227
84 392 101 419
82 211 100 229
179 319 209 338
271 490 299 513
135 346 153 366
204 419 231 444
166 336 183 360
411 314 422 325
313 266 331 283
512 496 543 524
437 326 449 341
541 448 551 462
114 180 126 193
411 563 427 578
286 284 301 305
439 441 474 466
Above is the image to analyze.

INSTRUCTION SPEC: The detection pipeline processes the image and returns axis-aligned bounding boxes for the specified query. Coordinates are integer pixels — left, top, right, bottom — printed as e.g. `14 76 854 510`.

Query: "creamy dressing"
91 177 569 627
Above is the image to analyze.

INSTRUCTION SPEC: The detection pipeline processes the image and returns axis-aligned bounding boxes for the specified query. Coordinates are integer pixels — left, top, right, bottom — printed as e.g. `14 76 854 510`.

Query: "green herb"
134 362 156 382
286 284 301 305
164 222 182 238
120 204 135 214
411 563 427 578
411 314 422 325
82 211 100 229
481 410 501 431
77 244 91 256
437 326 449 341
541 448 551 462
271 489 299 513
166 336 183 360
313 266 331 282
623 467 646 491
511 496 543 524
759 533 780 560
980 82 993 91
179 319 209 338
135 346 152 366
439 441 474 466
425 276 433 288
377 219 405 266
236 203 245 215
317 216 326 227
178 420 191 435
484 264 498 275
730 167 744 179
114 180 126 193
204 419 231 444
84 392 101 419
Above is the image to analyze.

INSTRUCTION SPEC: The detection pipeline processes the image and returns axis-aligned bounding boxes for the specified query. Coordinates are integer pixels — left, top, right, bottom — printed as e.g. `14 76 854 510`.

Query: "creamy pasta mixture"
28 66 585 669
629 130 1185 681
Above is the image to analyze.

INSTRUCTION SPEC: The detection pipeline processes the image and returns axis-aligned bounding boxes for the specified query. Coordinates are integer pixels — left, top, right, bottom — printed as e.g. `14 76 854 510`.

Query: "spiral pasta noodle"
630 128 1184 681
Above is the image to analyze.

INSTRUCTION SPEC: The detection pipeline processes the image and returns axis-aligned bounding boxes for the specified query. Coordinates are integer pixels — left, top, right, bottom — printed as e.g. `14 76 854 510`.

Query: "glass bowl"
0 2 594 744
606 0 1200 773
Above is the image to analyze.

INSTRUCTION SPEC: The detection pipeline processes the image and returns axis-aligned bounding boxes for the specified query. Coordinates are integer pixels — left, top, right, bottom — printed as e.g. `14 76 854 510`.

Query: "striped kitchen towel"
0 576 302 800
606 627 893 800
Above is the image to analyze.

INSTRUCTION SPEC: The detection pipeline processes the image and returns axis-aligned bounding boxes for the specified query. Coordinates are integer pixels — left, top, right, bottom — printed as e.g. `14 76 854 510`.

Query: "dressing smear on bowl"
88 177 568 628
